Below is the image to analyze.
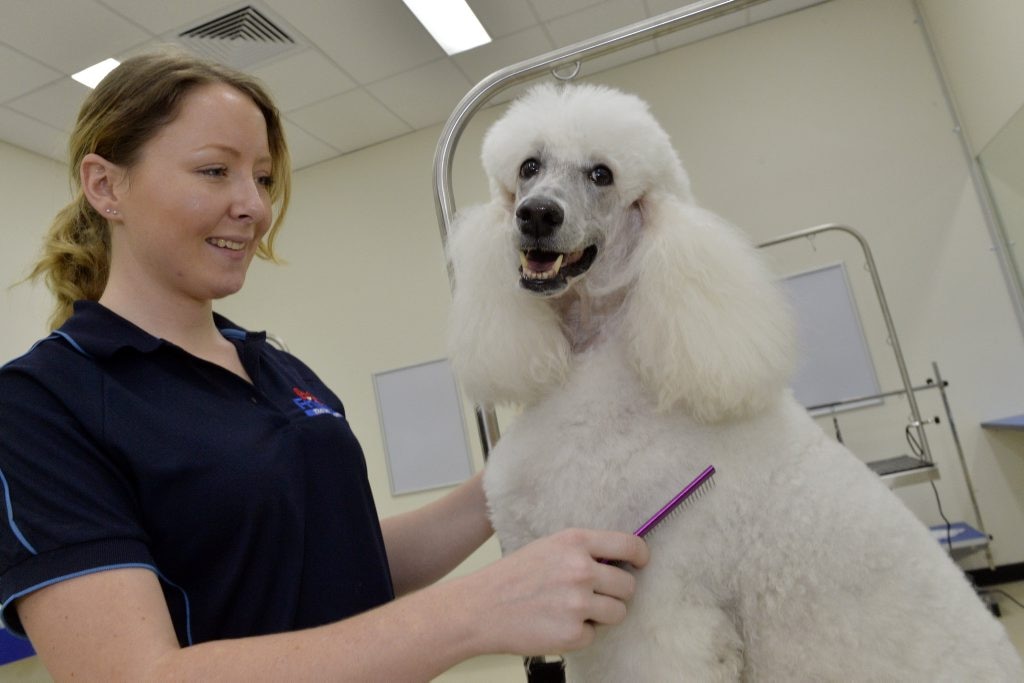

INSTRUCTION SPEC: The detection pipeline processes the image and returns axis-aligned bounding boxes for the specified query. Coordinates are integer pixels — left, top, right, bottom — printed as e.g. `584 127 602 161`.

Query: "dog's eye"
519 158 541 179
589 165 613 186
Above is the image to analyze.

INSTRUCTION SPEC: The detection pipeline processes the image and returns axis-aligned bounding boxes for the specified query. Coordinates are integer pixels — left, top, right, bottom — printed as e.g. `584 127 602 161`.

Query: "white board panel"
373 359 473 495
779 262 882 414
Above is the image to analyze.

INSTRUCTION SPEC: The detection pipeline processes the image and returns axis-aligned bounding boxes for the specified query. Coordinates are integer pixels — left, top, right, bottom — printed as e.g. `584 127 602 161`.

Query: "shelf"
930 521 989 555
866 454 939 489
981 414 1024 431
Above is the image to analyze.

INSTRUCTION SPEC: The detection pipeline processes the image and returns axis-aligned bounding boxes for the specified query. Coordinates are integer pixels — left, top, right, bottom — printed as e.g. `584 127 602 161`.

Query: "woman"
0 51 647 680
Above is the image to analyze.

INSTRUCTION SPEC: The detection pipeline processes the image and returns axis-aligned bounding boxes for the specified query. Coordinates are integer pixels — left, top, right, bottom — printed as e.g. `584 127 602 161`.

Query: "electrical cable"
979 588 1024 610
906 423 952 551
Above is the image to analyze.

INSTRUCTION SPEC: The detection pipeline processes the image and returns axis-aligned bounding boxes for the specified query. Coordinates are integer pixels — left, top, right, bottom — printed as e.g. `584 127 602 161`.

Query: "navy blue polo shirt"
0 301 394 645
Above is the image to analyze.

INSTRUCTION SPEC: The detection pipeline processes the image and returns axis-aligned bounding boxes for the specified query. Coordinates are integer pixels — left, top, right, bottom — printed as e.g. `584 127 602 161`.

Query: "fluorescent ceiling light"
71 58 120 89
402 0 491 55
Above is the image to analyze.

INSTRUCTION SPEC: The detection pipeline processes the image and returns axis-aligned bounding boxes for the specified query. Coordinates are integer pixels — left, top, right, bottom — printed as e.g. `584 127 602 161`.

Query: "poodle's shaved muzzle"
518 245 598 295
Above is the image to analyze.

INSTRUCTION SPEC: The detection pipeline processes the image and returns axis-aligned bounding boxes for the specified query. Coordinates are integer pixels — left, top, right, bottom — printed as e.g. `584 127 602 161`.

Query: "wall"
0 141 66 352
2 0 1023 680
917 0 1024 155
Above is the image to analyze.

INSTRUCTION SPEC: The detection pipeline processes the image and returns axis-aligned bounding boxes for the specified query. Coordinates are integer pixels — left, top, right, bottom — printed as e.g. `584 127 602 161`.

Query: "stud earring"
105 208 118 215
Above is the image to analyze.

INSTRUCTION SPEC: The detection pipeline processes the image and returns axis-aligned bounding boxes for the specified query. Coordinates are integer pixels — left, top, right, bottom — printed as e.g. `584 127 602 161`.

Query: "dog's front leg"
565 569 744 682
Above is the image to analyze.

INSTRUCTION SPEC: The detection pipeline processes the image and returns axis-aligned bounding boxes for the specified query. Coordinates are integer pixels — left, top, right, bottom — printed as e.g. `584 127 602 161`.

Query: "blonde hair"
30 49 292 329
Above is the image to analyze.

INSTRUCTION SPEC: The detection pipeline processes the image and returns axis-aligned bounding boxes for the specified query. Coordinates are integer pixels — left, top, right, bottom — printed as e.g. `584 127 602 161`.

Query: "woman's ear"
80 153 124 217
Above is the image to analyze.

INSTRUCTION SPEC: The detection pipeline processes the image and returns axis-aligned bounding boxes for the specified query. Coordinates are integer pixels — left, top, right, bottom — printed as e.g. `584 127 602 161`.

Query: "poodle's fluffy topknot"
481 83 693 207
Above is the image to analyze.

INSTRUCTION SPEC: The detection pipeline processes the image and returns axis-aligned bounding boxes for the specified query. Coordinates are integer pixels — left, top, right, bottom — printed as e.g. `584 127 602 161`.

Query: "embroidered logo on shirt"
292 387 342 418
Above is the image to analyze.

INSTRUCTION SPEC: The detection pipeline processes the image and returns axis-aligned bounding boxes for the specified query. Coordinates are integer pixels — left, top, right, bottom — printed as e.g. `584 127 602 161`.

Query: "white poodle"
446 82 1022 681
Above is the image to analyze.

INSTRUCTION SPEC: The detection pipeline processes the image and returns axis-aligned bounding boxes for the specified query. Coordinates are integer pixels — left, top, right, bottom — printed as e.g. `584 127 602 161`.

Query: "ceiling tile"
545 0 649 48
264 0 442 84
468 0 541 39
645 0 709 13
452 26 555 85
0 44 64 104
280 119 340 170
542 0 656 77
576 42 658 77
98 0 240 34
0 106 68 162
7 79 91 133
0 0 153 73
527 0 608 22
749 0 828 23
251 49 356 113
287 88 412 154
0 0 813 167
653 9 750 51
368 60 473 130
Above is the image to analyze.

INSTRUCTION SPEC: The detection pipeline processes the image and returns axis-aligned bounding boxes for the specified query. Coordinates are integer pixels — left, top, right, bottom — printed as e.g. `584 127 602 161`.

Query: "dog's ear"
622 192 795 422
446 202 571 406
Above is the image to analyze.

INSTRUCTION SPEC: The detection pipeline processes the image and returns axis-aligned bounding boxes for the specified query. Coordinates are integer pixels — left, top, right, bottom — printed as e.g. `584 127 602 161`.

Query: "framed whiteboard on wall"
372 358 474 495
779 262 882 415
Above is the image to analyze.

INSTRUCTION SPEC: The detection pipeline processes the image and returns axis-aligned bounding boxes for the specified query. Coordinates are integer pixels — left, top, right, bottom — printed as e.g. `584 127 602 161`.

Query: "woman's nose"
232 177 269 223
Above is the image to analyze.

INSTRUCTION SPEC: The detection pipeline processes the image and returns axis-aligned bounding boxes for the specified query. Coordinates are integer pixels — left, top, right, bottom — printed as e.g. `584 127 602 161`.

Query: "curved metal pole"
758 223 933 463
432 0 771 253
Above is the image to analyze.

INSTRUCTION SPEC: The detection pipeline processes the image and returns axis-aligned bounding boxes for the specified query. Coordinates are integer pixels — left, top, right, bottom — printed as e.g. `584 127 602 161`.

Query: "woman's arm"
20 529 648 681
379 470 492 596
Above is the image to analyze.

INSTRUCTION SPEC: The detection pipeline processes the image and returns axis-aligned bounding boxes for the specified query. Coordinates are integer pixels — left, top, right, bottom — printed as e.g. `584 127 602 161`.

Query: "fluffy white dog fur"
447 82 1022 681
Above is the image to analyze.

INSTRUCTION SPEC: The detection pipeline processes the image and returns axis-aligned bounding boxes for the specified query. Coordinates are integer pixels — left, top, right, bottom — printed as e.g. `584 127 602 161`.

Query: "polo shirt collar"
59 300 264 359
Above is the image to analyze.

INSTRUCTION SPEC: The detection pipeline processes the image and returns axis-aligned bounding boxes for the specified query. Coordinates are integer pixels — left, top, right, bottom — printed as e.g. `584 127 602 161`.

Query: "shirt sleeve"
0 355 154 636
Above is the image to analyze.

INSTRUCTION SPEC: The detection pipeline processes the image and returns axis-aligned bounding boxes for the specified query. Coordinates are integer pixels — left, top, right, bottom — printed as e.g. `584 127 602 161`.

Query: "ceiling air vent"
173 5 303 70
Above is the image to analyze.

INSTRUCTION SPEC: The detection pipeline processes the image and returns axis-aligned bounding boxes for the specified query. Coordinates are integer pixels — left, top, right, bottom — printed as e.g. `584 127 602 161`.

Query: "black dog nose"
516 198 563 238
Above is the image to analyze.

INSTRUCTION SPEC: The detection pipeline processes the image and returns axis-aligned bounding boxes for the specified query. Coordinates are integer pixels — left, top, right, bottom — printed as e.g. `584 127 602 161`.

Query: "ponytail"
30 191 111 330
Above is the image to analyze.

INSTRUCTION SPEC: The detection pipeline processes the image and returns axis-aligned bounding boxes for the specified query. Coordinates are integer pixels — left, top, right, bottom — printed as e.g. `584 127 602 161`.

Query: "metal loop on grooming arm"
432 0 772 456
551 61 581 81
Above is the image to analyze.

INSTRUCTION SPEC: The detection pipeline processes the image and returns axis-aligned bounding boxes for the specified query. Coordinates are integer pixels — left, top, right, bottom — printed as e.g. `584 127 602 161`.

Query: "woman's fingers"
579 528 650 569
592 560 637 602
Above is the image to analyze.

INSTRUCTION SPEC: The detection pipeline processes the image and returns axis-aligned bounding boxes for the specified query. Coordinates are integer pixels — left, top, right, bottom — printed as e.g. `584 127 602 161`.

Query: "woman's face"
110 82 274 304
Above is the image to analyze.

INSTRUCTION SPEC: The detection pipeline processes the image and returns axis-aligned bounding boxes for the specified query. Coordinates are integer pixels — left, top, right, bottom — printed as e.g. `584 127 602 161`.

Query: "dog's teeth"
520 253 564 280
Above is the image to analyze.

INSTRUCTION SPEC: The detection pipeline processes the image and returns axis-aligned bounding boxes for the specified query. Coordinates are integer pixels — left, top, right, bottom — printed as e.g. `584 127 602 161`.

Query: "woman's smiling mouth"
206 237 245 251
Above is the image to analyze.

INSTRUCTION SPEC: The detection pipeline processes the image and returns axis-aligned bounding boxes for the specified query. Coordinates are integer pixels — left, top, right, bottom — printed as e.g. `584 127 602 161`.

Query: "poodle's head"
481 82 692 298
448 83 794 422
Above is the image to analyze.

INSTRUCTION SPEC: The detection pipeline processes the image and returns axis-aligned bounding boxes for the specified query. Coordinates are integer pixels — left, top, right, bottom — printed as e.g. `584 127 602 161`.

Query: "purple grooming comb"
633 465 716 538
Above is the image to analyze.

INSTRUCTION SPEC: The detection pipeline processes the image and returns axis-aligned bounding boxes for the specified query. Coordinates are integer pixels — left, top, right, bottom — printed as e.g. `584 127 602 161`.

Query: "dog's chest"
482 350 716 551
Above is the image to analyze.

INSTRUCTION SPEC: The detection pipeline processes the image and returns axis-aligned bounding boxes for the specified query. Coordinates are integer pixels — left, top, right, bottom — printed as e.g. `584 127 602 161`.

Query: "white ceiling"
0 0 821 171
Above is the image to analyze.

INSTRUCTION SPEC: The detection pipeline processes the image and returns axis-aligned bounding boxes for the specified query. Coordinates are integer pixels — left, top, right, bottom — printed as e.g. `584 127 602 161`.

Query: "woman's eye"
589 165 613 186
519 158 541 179
258 175 275 189
200 167 227 178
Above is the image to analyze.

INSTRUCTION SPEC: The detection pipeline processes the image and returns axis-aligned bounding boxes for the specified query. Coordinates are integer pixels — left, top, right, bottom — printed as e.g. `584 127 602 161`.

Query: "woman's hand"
455 528 650 656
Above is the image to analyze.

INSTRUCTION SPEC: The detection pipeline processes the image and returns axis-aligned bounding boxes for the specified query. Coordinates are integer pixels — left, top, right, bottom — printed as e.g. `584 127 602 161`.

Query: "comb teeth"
634 465 716 538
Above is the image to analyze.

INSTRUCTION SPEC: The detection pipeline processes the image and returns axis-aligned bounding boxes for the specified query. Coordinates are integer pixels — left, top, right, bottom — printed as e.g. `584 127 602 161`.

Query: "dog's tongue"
521 250 564 279
522 249 584 271
525 250 561 271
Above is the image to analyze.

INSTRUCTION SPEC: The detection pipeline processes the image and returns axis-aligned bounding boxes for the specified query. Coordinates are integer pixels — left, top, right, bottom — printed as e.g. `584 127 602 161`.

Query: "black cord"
907 423 953 551
979 588 1024 610
832 414 843 444
929 479 953 552
904 423 923 458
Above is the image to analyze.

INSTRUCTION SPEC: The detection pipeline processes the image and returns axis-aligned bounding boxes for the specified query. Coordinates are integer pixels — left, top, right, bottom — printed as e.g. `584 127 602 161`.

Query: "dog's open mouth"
519 245 598 294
